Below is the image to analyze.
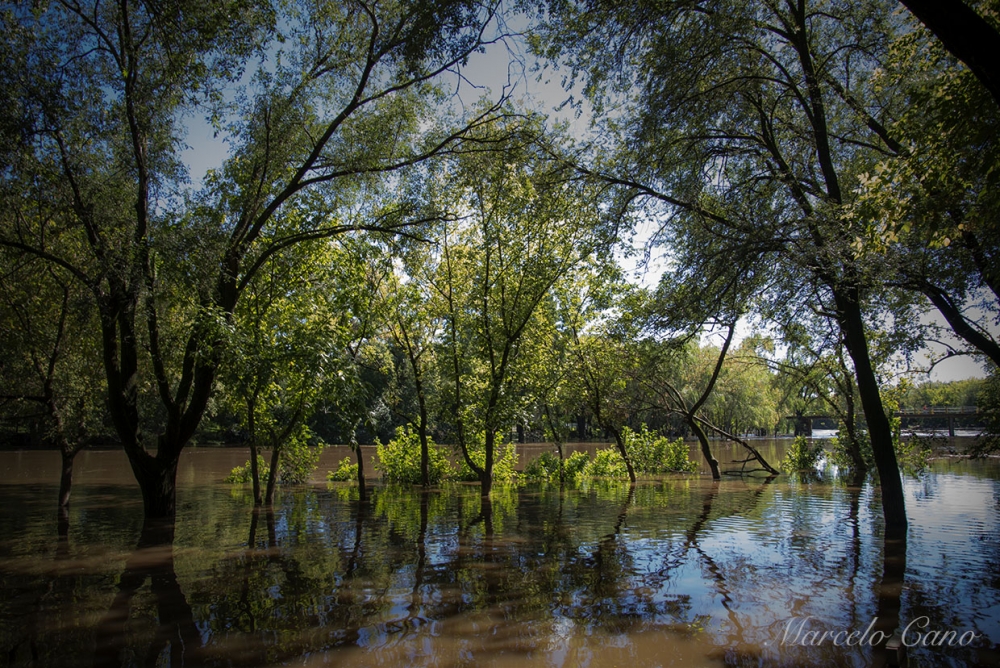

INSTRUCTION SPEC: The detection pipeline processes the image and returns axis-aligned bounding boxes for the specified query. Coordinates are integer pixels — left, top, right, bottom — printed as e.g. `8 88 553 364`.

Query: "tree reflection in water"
0 469 998 667
92 519 202 667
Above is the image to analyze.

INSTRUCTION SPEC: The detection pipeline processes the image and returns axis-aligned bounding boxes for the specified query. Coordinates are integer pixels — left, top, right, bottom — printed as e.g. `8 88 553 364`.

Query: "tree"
432 116 601 497
2 0 513 518
0 254 105 529
897 0 1000 109
534 0 910 534
379 248 442 488
850 16 1000 371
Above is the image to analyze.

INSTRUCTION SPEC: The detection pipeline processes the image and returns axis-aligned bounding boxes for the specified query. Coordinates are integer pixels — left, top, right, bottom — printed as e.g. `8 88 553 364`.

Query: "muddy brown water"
0 443 997 667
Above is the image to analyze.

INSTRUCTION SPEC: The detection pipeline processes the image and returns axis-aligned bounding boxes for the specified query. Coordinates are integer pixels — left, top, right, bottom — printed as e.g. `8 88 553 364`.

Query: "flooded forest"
1 0 999 666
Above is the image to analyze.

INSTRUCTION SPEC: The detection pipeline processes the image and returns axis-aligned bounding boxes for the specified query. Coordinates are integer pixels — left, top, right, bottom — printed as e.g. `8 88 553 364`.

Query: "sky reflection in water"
0 450 997 667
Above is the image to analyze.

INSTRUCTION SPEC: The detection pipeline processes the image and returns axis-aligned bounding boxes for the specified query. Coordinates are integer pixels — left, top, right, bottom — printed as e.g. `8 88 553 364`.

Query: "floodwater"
0 445 998 667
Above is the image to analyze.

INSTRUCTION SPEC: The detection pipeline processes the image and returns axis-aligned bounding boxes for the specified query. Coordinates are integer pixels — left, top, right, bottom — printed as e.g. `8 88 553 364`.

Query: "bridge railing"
896 406 979 416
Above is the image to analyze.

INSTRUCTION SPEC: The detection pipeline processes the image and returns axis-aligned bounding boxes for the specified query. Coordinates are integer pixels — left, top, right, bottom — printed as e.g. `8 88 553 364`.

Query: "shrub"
780 436 825 473
582 447 629 479
522 451 561 481
375 425 452 484
226 426 323 485
327 457 358 482
225 455 269 483
564 451 590 480
278 426 324 484
454 433 518 483
622 424 698 474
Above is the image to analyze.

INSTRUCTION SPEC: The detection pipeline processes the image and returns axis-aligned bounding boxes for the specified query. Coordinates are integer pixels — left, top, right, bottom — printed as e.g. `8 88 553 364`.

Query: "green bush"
622 424 698 474
582 447 629 479
522 451 561 481
454 433 518 483
895 435 932 476
278 426 323 484
327 457 358 482
780 436 825 473
225 455 270 483
226 426 323 486
375 425 453 484
564 451 590 480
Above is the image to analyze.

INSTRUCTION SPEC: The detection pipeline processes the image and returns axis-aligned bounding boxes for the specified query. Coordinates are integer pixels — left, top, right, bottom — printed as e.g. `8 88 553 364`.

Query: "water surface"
0 448 997 667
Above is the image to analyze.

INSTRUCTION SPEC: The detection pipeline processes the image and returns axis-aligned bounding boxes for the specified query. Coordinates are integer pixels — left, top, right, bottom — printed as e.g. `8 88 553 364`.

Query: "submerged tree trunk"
57 448 78 538
417 388 429 488
836 290 907 538
480 430 496 498
125 449 180 520
690 419 721 480
609 426 636 483
247 397 262 506
264 445 280 506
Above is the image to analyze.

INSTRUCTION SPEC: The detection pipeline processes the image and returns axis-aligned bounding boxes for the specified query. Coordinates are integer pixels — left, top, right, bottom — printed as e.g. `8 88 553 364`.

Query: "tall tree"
432 116 601 497
2 0 513 518
535 0 912 534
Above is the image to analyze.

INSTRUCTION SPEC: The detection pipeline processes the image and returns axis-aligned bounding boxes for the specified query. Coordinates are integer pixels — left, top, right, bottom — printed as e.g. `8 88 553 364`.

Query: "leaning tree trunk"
689 418 721 480
608 426 637 484
835 289 907 538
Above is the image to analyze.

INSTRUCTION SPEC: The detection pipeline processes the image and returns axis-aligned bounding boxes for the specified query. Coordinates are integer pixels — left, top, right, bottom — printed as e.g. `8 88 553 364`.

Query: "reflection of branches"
92 520 201 667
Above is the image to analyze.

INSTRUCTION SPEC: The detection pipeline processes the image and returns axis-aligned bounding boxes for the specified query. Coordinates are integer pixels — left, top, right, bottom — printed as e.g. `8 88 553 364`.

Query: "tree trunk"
690 419 721 480
480 429 496 498
247 398 262 506
125 449 180 520
264 446 280 506
355 442 367 503
609 426 637 483
57 447 78 538
898 0 1000 109
249 441 262 506
835 290 907 538
417 392 429 488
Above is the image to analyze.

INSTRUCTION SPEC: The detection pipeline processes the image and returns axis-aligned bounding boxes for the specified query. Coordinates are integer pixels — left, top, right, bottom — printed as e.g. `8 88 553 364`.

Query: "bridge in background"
789 406 980 437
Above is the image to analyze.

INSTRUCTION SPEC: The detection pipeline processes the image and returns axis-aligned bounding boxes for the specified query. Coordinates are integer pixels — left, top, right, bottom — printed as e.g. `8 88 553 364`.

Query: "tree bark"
690 419 721 480
835 289 907 538
264 445 280 506
480 430 496 498
608 426 637 483
124 449 180 520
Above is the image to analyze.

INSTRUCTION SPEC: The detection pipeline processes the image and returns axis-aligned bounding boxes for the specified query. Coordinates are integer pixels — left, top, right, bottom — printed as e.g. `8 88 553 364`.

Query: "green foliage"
375 425 452 485
894 436 932 476
521 451 561 481
564 451 590 480
582 447 629 479
226 426 322 486
326 457 358 482
970 370 1000 456
278 426 324 484
780 437 825 474
622 424 698 474
830 425 873 471
226 456 270 484
454 434 518 483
